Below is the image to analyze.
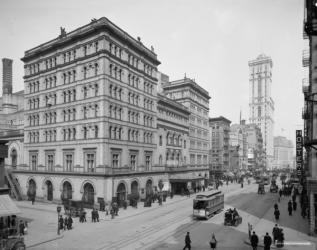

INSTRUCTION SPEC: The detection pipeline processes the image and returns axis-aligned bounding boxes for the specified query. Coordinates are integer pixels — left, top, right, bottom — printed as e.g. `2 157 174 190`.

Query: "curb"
26 235 64 249
244 239 288 250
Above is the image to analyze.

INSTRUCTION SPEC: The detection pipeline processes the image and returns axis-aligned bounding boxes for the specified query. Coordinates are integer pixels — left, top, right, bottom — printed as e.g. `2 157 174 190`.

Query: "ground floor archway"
117 183 126 206
27 179 36 200
62 181 72 200
82 183 94 207
45 180 53 201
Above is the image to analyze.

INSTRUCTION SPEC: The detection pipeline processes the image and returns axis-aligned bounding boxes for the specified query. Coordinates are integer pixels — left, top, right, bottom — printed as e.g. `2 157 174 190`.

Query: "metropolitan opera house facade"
11 17 210 206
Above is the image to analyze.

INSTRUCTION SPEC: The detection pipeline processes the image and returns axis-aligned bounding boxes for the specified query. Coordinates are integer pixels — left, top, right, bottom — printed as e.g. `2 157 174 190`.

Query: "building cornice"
163 79 210 100
21 17 160 66
157 120 189 134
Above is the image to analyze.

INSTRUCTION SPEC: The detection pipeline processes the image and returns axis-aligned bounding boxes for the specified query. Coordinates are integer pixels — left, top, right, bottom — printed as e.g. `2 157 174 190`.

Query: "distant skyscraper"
248 54 274 168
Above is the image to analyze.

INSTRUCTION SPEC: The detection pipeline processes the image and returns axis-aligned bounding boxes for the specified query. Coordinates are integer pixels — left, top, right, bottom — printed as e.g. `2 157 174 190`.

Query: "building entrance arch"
62 181 72 200
82 183 95 206
45 180 53 201
27 179 36 200
11 149 17 168
145 179 153 197
116 183 126 206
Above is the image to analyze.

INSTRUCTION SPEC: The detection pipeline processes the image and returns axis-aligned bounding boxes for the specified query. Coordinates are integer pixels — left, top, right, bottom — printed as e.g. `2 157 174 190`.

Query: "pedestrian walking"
272 224 279 245
59 215 64 230
67 215 73 230
279 189 282 199
274 203 278 210
274 208 280 221
91 209 96 222
263 232 272 250
288 200 293 216
250 231 259 250
209 233 217 249
183 232 191 250
276 229 284 248
64 216 68 230
293 200 297 211
19 220 25 236
31 195 35 205
96 209 99 222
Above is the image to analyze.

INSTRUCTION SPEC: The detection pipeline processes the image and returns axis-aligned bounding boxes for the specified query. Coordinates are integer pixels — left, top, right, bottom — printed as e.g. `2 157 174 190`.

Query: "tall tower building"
248 54 274 169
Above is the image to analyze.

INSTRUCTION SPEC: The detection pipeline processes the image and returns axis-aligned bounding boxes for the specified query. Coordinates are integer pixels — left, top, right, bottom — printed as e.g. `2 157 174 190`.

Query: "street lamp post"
57 205 61 235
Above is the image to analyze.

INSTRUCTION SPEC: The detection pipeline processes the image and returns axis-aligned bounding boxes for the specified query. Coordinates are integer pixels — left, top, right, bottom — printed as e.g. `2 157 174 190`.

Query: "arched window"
95 126 98 138
94 63 98 76
83 127 88 139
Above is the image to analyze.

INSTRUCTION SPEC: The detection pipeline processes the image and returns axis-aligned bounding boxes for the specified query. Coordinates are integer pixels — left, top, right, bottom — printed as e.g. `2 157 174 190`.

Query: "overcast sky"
0 0 305 145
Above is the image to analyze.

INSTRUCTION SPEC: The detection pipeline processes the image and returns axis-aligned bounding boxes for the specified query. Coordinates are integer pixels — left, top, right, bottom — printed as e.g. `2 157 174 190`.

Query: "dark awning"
0 195 21 217
169 176 205 183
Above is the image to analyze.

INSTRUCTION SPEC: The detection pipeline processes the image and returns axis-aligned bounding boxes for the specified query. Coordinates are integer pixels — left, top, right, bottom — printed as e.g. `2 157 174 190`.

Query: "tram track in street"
95 208 195 250
96 184 255 250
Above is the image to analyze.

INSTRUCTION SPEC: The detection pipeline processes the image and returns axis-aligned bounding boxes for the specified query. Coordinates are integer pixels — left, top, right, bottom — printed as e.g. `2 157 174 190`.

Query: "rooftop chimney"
2 58 13 95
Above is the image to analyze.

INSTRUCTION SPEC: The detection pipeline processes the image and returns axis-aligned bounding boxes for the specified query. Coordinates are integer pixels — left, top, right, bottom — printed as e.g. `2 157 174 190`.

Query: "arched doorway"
11 149 17 168
27 179 36 200
116 183 126 206
131 181 139 196
62 181 72 200
45 180 53 201
82 183 94 206
145 179 153 197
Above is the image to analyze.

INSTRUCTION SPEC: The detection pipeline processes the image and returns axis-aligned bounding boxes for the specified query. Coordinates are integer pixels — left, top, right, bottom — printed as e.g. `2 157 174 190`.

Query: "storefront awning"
0 195 21 217
169 176 205 183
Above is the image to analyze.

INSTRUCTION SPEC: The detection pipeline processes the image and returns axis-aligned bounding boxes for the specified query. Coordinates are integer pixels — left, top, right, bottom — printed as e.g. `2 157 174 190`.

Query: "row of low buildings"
209 116 294 178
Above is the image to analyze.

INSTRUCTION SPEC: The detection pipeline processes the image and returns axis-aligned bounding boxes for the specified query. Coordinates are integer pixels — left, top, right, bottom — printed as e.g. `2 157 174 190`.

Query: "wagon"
63 200 84 217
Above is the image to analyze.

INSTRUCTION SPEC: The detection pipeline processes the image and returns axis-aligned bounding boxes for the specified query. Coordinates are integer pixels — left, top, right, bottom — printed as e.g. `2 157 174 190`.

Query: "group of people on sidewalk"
59 215 73 231
250 231 274 250
182 232 217 250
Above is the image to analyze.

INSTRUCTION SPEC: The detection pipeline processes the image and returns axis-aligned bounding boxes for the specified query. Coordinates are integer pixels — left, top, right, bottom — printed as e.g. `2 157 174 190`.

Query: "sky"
0 0 305 145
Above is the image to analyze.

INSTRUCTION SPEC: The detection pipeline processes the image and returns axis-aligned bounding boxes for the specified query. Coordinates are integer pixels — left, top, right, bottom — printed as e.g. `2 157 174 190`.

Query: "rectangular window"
130 155 136 170
46 152 55 171
30 153 38 170
112 154 119 168
86 153 95 172
65 153 73 172
159 135 162 146
145 155 151 170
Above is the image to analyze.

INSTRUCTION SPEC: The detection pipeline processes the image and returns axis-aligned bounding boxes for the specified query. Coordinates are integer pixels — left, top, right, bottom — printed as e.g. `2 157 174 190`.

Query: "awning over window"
0 195 21 217
169 176 205 183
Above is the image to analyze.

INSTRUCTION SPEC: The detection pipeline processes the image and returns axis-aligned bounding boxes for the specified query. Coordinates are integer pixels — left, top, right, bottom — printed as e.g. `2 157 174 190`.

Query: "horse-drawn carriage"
224 209 242 226
0 195 26 250
63 200 84 217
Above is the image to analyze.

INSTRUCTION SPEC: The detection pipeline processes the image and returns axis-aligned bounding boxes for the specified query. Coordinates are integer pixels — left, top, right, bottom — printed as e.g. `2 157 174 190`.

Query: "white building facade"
248 54 275 169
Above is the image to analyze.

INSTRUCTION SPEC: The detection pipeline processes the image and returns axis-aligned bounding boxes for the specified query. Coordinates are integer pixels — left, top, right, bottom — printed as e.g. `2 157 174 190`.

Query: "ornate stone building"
209 116 231 177
13 18 209 205
248 54 274 169
162 77 210 167
156 94 190 167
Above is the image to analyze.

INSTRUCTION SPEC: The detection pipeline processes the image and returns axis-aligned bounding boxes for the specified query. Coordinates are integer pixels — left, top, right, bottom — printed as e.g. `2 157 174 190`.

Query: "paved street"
15 181 316 250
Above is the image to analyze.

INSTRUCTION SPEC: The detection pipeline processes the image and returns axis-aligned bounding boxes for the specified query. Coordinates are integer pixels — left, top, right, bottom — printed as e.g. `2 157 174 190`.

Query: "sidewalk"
244 191 317 250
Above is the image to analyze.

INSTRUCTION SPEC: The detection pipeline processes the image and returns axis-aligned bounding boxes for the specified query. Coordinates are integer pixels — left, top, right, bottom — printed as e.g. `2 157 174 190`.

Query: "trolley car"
193 190 224 219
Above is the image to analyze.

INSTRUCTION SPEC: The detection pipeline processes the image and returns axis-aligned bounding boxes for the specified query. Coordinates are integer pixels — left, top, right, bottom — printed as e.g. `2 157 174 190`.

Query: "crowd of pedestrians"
59 215 73 231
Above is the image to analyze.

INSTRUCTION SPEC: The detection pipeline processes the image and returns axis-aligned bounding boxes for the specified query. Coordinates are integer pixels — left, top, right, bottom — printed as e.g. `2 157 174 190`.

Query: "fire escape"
303 0 317 153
